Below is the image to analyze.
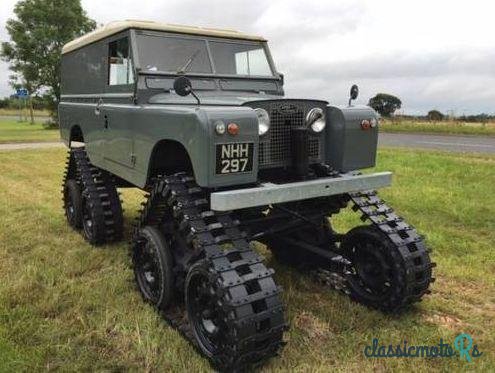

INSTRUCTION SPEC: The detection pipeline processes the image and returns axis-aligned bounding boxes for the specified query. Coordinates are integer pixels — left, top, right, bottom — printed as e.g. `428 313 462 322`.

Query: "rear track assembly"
62 148 123 244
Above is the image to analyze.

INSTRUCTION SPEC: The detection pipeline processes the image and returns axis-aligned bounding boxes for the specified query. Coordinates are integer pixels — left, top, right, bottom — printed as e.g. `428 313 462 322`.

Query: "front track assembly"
131 174 287 371
312 190 435 312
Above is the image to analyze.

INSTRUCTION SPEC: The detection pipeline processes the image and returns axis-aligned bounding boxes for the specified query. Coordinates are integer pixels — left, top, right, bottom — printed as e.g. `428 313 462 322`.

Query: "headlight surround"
305 107 326 134
255 108 270 136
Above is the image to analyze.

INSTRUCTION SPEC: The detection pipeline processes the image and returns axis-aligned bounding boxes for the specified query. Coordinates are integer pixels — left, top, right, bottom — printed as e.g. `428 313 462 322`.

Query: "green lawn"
0 148 493 372
0 119 59 143
380 120 495 137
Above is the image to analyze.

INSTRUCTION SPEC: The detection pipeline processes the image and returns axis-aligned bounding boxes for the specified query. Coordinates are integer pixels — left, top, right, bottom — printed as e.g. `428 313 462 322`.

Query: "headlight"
215 120 226 135
255 108 270 136
305 107 326 133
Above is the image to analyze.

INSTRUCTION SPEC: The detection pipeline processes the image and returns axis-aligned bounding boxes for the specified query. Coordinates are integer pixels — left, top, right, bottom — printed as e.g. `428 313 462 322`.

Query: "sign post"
16 88 29 122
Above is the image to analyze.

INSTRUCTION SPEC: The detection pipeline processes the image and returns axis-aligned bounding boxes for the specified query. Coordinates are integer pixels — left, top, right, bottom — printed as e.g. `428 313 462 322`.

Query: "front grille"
246 100 325 168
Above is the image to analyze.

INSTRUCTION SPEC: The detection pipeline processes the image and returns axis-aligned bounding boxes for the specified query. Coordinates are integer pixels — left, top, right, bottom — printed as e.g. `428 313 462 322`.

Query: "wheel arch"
146 139 194 186
69 124 84 143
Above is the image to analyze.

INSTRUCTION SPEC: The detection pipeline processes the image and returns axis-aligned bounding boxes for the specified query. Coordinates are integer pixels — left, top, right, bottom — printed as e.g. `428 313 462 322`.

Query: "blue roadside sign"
16 88 29 98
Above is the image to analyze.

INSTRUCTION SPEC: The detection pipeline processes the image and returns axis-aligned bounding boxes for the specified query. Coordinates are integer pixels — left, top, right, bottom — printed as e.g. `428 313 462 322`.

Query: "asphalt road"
0 133 494 154
378 133 495 154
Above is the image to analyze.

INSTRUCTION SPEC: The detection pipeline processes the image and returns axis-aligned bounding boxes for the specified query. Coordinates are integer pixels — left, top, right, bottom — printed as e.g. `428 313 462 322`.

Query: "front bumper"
210 171 392 211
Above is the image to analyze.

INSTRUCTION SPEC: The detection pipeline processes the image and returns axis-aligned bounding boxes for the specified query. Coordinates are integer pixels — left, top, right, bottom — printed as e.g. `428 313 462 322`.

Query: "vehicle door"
101 35 136 169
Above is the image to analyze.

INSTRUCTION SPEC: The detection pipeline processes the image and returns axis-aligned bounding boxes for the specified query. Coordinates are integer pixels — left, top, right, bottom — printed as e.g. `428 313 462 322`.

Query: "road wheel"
63 179 83 229
341 225 408 312
132 226 174 309
81 192 101 245
186 260 229 360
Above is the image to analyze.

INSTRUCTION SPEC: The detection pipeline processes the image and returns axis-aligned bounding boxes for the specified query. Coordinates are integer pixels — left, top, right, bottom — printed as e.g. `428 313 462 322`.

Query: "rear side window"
108 37 134 85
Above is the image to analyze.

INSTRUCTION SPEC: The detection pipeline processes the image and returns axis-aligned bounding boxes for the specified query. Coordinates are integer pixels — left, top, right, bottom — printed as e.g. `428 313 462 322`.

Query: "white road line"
0 142 63 151
419 141 494 148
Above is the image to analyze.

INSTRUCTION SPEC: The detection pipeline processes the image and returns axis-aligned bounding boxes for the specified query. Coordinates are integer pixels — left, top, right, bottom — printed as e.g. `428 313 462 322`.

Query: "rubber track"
347 190 435 309
62 147 80 223
133 173 287 371
62 148 123 243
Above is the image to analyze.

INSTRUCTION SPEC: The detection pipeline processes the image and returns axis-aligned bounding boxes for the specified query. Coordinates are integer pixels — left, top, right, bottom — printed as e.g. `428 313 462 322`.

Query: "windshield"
137 35 212 73
209 41 272 76
136 33 274 77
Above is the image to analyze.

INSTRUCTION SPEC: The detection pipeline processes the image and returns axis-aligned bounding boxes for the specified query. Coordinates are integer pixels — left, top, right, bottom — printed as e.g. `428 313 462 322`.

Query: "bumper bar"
210 171 392 211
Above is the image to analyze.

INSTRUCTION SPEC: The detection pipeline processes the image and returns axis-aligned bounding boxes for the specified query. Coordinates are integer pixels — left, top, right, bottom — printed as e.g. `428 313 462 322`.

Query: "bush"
427 110 444 121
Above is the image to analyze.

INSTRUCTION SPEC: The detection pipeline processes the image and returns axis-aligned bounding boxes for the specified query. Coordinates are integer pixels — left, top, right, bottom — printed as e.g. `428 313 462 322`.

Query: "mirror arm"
190 90 200 105
348 84 359 107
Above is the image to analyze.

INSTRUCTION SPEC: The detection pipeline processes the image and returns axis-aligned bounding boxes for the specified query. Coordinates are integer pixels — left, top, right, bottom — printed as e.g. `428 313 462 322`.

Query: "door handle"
94 98 103 116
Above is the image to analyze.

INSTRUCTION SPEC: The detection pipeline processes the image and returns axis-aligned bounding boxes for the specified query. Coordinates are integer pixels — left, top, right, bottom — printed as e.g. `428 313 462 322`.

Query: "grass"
0 119 59 143
0 148 494 372
380 119 495 137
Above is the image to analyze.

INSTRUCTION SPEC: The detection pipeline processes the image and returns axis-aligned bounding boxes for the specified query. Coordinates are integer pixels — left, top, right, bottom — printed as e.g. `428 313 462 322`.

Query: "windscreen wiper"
176 49 200 74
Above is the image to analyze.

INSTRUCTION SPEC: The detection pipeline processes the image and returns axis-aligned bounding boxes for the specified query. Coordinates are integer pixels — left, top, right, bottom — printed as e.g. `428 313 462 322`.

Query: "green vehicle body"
59 22 381 194
58 22 435 370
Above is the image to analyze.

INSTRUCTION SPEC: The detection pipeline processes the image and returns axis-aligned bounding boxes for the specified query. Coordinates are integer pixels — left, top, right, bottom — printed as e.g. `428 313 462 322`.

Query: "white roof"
62 20 266 54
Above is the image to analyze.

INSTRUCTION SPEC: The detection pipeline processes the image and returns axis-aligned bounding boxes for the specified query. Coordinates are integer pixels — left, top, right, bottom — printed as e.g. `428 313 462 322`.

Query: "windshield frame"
132 30 279 80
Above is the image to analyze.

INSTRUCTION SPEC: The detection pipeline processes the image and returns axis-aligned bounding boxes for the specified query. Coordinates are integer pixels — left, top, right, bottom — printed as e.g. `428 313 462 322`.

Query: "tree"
427 110 444 121
1 0 96 124
368 93 402 117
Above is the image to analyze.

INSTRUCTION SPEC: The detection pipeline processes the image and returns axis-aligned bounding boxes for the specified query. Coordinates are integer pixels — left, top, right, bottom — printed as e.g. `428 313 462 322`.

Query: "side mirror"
279 73 284 85
173 76 200 104
173 76 192 97
348 84 359 106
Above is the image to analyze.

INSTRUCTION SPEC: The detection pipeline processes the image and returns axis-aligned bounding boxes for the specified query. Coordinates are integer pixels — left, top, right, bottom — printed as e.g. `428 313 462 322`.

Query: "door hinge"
130 154 136 165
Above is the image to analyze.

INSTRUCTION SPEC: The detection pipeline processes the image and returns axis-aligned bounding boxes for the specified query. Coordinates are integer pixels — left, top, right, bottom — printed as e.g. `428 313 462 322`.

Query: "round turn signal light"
361 119 371 130
227 122 240 135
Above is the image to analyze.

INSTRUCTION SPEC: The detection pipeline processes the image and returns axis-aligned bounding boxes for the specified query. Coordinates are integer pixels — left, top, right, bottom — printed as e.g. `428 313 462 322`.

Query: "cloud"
1 0 494 114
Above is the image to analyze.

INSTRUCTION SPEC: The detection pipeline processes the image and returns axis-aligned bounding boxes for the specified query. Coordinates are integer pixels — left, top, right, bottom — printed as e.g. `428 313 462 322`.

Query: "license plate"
215 142 254 174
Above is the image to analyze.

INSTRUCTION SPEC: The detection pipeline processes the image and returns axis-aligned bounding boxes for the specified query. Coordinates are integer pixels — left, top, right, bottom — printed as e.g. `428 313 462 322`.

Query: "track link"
133 173 287 371
62 148 123 244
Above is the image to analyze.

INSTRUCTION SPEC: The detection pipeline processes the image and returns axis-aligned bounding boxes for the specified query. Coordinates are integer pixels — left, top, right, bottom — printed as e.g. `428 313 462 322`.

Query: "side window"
108 37 134 85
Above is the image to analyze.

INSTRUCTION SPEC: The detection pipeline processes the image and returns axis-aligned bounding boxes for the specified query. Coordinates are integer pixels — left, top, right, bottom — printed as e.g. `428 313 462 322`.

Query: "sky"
1 0 494 115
